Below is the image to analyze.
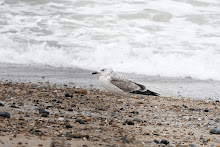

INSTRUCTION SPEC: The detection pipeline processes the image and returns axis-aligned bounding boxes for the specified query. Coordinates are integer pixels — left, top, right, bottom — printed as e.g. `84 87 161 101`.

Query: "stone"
154 139 160 144
24 114 30 117
0 112 10 118
67 108 73 111
65 94 73 98
204 108 209 112
209 128 220 134
189 144 196 147
121 136 132 143
38 108 49 115
130 111 139 114
123 119 134 125
0 102 4 106
133 118 144 123
56 100 62 103
160 139 169 145
41 113 49 117
75 89 87 95
75 119 86 124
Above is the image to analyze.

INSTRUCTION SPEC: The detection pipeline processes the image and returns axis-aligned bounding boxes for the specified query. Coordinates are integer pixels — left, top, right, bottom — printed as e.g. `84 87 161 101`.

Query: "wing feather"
110 74 146 92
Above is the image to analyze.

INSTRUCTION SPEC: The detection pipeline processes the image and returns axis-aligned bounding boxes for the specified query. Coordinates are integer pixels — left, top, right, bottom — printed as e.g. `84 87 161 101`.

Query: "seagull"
92 68 159 110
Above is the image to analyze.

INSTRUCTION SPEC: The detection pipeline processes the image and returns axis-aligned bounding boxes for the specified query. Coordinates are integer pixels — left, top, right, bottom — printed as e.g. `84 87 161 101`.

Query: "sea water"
0 0 220 100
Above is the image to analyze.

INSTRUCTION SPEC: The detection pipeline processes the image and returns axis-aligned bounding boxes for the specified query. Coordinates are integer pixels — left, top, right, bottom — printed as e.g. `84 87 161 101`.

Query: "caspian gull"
92 68 159 110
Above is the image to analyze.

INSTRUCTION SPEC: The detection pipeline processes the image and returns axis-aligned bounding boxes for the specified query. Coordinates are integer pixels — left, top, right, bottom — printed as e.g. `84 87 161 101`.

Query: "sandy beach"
0 81 219 147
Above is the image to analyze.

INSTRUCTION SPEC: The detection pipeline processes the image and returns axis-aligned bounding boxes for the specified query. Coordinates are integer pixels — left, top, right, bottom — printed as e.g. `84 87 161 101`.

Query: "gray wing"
110 73 146 92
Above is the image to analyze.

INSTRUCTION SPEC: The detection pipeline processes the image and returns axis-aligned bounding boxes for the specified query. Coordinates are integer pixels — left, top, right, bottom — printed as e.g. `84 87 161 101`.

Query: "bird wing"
110 73 146 92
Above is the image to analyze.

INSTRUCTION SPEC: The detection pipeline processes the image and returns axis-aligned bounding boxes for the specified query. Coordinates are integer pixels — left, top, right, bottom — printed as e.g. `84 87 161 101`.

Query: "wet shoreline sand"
0 81 219 147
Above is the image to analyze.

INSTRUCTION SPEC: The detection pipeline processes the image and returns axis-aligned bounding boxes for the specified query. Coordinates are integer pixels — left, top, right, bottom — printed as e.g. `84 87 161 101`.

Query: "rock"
189 144 196 147
65 94 73 98
189 108 196 111
121 136 132 143
41 113 49 117
154 139 160 144
123 119 134 125
209 128 220 134
24 114 30 117
75 89 87 95
0 102 4 106
204 108 209 112
56 100 62 103
75 119 86 124
38 108 49 115
0 112 10 118
67 108 73 111
133 118 144 123
214 118 220 123
66 124 72 129
58 117 65 122
130 111 139 114
160 139 169 145
66 132 89 139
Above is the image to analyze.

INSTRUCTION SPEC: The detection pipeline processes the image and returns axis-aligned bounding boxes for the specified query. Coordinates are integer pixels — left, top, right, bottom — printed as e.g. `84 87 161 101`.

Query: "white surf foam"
0 0 220 81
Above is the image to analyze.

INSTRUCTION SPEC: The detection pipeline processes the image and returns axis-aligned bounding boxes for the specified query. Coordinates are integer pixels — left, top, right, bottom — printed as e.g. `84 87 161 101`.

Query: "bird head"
92 68 114 76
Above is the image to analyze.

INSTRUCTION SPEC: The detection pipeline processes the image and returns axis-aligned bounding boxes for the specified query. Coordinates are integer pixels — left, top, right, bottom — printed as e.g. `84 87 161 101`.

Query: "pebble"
56 100 62 103
75 119 86 124
121 136 132 143
160 139 169 145
189 144 196 147
65 93 73 98
154 139 160 144
133 118 144 123
0 112 10 118
203 108 209 112
41 113 49 117
209 128 220 134
58 117 65 122
67 108 73 111
24 114 30 117
38 108 49 115
0 102 4 106
123 119 134 125
130 111 139 114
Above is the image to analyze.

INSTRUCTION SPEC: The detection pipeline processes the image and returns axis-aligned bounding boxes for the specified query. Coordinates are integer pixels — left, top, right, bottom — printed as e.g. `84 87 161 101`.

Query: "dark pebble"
215 100 219 103
34 129 41 133
214 118 220 123
121 136 132 143
66 125 72 129
189 108 196 111
0 112 10 118
38 108 49 115
209 128 220 134
75 119 86 124
41 113 49 117
133 118 144 123
189 144 196 147
204 108 209 112
154 139 160 144
67 108 73 111
0 102 4 107
65 94 73 98
52 99 56 102
56 100 62 103
24 114 30 117
130 111 139 114
46 105 53 109
160 139 169 145
123 119 134 125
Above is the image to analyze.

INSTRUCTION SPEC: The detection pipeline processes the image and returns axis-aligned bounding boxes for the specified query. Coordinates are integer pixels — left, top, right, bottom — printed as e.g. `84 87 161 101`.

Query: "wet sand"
0 81 219 147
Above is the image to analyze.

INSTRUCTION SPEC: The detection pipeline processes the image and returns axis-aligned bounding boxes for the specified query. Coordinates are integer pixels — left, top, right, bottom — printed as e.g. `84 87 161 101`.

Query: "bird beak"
92 71 99 74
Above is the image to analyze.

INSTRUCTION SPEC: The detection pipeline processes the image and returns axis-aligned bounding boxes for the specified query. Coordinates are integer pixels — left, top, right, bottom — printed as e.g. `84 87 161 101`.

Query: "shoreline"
0 80 219 146
0 63 220 101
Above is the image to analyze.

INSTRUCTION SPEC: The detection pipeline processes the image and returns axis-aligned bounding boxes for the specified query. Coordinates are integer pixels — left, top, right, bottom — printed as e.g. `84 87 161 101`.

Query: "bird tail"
130 90 159 96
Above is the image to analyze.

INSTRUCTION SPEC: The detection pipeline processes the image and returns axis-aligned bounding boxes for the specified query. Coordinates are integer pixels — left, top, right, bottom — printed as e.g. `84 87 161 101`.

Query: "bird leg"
111 96 119 112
